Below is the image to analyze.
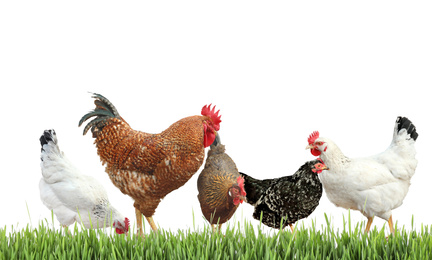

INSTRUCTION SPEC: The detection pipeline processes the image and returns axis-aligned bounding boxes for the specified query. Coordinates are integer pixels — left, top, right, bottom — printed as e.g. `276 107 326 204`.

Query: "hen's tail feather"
40 129 58 161
239 172 270 205
40 129 56 149
79 93 121 136
396 116 418 141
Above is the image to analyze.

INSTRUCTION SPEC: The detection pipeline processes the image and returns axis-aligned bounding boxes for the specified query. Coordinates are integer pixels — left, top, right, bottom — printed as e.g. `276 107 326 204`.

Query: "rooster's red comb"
237 176 246 196
308 131 320 144
201 104 221 130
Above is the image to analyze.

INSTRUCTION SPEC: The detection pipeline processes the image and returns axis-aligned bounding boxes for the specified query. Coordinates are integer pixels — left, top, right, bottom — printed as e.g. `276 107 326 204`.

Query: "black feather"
396 116 418 141
239 172 273 205
40 129 56 160
40 129 55 147
78 110 114 127
79 93 121 136
240 159 323 229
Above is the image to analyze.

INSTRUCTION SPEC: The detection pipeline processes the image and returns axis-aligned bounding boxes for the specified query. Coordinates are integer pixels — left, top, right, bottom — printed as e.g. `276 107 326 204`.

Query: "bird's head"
201 104 222 148
312 159 329 174
113 217 130 235
229 176 247 205
306 131 328 156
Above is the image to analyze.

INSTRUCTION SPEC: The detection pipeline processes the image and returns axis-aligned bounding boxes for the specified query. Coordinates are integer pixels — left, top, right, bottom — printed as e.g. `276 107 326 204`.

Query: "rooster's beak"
305 144 314 149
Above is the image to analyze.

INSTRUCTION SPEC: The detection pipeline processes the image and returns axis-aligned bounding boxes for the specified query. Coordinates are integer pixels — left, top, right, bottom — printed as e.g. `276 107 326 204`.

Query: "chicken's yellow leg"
62 225 72 235
146 216 158 232
211 224 222 232
388 215 395 234
289 224 294 233
135 209 144 237
365 217 374 233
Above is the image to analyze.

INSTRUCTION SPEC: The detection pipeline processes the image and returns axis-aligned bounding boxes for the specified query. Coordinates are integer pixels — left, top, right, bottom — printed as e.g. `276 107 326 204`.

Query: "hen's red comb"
308 131 320 144
125 217 130 229
237 176 247 196
201 104 221 130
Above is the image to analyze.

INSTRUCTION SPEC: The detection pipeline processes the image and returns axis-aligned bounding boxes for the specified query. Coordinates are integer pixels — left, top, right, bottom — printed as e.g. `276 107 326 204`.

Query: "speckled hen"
239 160 326 231
197 134 246 231
79 93 221 236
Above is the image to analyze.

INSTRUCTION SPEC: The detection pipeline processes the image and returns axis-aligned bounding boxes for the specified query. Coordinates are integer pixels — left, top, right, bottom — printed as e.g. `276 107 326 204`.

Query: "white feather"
39 130 127 231
315 118 417 221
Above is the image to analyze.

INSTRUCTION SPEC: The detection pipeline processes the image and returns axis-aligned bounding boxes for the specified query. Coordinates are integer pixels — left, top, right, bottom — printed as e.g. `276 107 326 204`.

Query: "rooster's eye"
316 142 323 146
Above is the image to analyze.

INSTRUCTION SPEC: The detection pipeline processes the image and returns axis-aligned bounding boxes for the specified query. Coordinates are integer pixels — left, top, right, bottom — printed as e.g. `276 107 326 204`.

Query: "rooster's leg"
388 215 395 234
365 217 374 233
135 209 144 237
145 216 158 232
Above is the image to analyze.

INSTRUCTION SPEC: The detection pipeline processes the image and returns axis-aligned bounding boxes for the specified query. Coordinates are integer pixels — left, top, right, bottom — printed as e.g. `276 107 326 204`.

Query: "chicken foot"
135 209 158 238
211 224 223 232
136 209 144 237
146 216 158 232
62 225 72 235
388 215 395 234
289 224 294 233
364 216 395 234
365 216 374 233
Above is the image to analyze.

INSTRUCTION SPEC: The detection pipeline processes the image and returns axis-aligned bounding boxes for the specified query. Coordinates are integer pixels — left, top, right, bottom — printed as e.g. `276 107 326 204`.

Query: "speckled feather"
79 94 209 217
240 159 323 229
197 141 240 225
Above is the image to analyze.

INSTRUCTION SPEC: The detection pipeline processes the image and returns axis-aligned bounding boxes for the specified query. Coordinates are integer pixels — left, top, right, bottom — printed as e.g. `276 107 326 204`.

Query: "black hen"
239 159 326 231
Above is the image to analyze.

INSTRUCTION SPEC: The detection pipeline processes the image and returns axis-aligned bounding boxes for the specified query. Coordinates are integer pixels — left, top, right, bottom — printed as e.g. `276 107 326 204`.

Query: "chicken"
306 116 418 234
197 133 246 231
239 159 326 232
78 93 221 236
39 129 129 234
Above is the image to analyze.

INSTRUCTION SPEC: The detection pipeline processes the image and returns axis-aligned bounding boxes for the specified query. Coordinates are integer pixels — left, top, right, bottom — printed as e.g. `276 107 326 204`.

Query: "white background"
1 1 431 235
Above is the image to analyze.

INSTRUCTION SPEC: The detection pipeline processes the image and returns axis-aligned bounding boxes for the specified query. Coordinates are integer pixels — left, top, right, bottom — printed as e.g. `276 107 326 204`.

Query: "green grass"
1 215 431 260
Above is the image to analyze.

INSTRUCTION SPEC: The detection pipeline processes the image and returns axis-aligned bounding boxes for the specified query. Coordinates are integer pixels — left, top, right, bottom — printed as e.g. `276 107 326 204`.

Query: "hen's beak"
322 165 329 171
305 144 314 149
240 196 247 203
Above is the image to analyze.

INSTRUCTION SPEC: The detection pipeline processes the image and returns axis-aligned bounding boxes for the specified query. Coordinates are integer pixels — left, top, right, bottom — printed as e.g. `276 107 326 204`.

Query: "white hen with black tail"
39 129 129 234
306 116 418 234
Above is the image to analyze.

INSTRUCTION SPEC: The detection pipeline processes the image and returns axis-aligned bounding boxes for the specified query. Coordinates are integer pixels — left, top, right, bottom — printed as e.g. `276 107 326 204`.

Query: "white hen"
306 117 418 234
39 129 129 234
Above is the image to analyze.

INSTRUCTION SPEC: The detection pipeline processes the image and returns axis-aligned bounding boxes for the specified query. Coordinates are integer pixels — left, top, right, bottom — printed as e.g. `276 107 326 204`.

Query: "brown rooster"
78 93 221 236
197 133 246 231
